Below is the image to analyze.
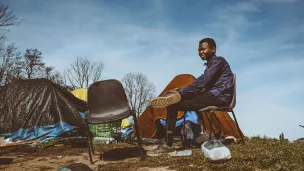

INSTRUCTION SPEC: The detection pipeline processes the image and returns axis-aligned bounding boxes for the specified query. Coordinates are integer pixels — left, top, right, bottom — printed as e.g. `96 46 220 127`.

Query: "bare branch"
24 48 45 79
121 72 156 117
44 66 54 79
64 56 104 89
0 4 22 29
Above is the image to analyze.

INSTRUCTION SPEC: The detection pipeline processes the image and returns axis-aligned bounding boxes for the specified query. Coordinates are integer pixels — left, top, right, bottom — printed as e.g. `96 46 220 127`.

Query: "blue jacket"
178 55 233 104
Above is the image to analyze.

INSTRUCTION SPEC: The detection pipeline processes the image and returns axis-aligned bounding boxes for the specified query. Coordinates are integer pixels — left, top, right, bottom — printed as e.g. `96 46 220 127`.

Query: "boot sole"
149 94 181 108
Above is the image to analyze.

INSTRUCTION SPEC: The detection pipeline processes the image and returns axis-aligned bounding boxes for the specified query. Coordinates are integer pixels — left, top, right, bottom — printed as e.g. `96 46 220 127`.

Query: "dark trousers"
165 91 226 146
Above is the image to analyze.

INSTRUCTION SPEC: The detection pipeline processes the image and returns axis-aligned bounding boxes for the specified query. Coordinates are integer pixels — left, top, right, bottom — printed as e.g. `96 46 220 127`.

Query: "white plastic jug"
201 140 231 161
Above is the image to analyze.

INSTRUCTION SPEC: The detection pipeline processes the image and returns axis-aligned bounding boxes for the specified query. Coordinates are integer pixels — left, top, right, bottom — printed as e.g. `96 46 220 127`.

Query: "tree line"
0 4 156 117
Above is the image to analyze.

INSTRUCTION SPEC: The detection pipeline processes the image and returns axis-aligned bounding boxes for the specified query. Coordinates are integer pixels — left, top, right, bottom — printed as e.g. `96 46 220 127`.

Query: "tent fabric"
200 111 244 139
0 78 88 134
121 119 131 129
121 116 133 129
0 122 79 143
72 88 88 102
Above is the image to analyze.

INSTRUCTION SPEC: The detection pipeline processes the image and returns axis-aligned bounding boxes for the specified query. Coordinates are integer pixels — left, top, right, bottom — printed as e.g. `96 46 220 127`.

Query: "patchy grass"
1 136 303 171
96 136 304 171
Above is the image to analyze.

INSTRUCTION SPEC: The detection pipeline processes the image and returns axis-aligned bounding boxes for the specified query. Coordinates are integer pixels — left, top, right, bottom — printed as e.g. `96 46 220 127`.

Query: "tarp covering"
121 111 201 140
159 111 201 139
159 111 200 127
0 79 88 135
0 122 79 143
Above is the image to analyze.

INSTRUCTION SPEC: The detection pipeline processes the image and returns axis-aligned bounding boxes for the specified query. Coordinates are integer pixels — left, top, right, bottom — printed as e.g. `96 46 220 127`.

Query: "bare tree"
0 39 22 84
64 56 104 89
0 4 22 29
44 66 54 79
121 73 156 117
49 70 64 86
0 4 22 85
4 54 24 84
24 48 45 79
90 62 104 83
42 65 64 85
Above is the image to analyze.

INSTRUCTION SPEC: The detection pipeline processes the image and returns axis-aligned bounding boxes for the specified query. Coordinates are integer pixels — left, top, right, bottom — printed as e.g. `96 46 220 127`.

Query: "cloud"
254 0 299 3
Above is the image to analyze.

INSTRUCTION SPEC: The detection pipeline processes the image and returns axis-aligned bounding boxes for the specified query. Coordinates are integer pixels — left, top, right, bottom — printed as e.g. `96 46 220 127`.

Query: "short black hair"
199 38 216 50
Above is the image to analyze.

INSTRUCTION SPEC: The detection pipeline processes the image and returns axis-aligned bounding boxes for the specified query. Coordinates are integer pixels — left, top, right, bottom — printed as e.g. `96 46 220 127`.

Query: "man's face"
198 42 215 60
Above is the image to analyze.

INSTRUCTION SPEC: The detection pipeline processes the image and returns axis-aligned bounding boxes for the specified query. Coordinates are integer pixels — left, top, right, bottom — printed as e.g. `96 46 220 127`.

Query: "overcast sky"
2 0 304 141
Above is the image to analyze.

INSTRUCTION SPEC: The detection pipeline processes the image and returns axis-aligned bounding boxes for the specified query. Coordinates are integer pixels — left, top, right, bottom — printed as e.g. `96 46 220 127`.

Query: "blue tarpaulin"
159 111 199 127
121 111 201 140
0 122 79 144
121 118 134 138
159 111 201 139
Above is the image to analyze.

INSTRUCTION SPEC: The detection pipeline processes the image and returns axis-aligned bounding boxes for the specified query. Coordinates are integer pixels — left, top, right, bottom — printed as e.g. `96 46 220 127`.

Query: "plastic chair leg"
231 109 245 144
209 111 217 141
132 113 147 160
182 114 187 148
85 123 93 164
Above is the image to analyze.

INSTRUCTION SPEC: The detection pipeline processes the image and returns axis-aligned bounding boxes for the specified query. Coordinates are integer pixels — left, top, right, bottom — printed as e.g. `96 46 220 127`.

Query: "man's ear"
212 47 216 53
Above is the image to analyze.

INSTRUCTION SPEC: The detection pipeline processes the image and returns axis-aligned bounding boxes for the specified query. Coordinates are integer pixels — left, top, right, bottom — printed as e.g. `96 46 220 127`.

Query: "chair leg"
208 111 213 141
132 113 146 160
209 110 217 141
231 109 245 144
199 111 206 132
182 113 186 148
85 122 93 164
89 129 95 154
211 113 224 135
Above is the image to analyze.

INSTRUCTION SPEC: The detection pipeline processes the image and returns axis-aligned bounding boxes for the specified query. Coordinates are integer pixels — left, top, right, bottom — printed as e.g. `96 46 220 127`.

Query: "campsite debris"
93 137 115 144
201 140 231 162
0 138 41 148
58 163 93 171
169 149 192 157
223 136 237 145
0 137 4 145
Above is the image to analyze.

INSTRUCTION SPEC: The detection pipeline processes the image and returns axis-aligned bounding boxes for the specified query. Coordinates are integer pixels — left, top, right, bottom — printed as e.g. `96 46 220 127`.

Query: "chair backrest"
87 79 131 123
230 74 236 109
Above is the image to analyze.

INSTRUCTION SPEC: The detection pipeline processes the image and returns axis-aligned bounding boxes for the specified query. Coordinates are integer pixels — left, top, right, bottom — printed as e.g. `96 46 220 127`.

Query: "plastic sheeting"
121 111 201 140
0 122 79 143
159 111 200 127
0 79 88 134
159 111 202 139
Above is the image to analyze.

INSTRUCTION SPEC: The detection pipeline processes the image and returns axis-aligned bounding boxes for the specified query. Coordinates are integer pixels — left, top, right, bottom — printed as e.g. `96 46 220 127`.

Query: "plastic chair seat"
87 108 131 124
198 106 232 112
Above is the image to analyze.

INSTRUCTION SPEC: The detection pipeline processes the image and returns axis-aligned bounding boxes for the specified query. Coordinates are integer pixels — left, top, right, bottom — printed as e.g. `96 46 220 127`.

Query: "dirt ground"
1 138 304 171
0 143 177 171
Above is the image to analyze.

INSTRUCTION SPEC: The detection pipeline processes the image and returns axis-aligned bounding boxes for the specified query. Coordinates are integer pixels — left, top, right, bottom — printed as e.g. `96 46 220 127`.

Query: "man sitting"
148 37 234 156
